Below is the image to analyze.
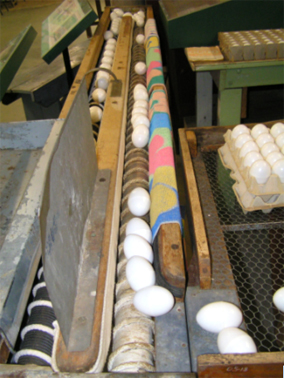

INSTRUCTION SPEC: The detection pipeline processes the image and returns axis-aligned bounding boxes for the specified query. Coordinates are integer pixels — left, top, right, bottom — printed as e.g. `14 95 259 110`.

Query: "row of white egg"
196 301 257 354
124 218 174 317
230 123 284 184
89 37 118 124
109 8 145 28
131 84 150 149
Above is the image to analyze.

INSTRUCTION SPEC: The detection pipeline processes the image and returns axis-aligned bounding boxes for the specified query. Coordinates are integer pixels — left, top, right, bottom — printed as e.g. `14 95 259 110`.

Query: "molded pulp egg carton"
218 129 284 213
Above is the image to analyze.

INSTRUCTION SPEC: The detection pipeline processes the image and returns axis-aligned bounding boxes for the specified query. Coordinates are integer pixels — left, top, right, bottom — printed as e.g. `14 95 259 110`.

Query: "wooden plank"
179 128 211 289
198 352 284 378
59 7 110 119
154 223 186 300
54 15 133 372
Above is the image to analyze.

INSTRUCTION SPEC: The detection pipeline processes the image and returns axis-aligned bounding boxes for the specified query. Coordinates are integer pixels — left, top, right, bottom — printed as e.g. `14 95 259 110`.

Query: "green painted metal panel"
224 65 284 88
218 87 242 125
0 25 37 101
41 0 97 64
159 0 284 49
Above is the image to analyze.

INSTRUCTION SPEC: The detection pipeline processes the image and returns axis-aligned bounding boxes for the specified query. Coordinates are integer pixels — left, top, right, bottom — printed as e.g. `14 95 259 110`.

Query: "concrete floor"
0 0 103 122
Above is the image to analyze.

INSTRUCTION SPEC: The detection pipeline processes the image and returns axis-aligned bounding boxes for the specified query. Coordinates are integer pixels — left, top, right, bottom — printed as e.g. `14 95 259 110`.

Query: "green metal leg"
217 88 242 126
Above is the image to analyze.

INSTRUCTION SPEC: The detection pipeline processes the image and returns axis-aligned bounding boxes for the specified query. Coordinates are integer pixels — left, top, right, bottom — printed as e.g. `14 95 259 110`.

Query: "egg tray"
218 130 284 213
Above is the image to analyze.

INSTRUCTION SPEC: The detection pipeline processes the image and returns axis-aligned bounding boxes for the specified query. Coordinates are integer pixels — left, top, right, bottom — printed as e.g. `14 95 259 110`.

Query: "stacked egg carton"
218 122 284 213
218 29 284 61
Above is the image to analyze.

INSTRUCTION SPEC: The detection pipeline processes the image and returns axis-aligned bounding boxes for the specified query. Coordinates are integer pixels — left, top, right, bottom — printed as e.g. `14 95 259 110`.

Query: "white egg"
136 15 144 27
132 114 150 128
133 285 174 317
111 26 119 36
251 123 269 139
132 106 148 116
110 11 118 20
256 133 274 148
123 234 153 263
234 134 252 149
217 327 257 354
196 301 243 333
92 88 106 103
134 99 148 109
134 83 147 93
128 187 150 216
231 124 250 140
239 141 259 158
272 159 284 183
113 8 124 17
126 256 155 291
126 217 152 244
101 56 113 65
270 122 284 138
136 34 145 44
249 160 271 184
275 133 284 148
105 44 115 52
266 151 283 167
104 30 114 40
132 124 149 148
260 142 279 158
90 106 103 123
137 10 145 18
134 89 149 102
100 62 111 70
106 38 116 46
103 49 114 58
243 151 263 168
273 287 284 312
135 62 147 75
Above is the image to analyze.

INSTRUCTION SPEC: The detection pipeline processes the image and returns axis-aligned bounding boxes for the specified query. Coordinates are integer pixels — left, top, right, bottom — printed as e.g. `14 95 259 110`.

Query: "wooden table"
184 52 284 127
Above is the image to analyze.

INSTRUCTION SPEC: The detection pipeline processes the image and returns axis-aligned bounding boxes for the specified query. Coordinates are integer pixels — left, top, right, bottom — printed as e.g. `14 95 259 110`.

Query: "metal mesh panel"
194 150 284 352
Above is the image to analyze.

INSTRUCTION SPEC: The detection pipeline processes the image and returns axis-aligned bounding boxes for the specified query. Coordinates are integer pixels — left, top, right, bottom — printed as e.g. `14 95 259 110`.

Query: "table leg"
196 72 213 127
217 87 242 126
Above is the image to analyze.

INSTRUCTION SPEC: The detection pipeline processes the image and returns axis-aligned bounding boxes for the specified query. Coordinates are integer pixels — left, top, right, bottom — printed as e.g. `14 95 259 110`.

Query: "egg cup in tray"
218 129 284 214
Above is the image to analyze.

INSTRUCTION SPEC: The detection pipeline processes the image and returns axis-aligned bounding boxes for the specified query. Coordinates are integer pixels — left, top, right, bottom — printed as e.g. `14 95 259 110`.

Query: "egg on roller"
243 151 263 168
273 287 284 312
126 256 155 291
126 217 152 244
104 30 114 40
132 114 150 128
133 285 174 317
217 327 257 354
132 124 149 148
123 234 154 263
91 88 106 103
132 106 148 117
272 159 284 183
196 301 243 333
101 56 113 65
251 123 269 139
90 106 103 124
136 34 145 44
135 62 147 75
134 89 149 102
128 187 150 216
134 83 147 93
256 133 274 148
270 122 284 138
249 160 271 184
106 38 117 46
103 49 114 58
266 151 284 167
113 8 124 17
234 133 252 149
133 99 148 110
231 124 250 140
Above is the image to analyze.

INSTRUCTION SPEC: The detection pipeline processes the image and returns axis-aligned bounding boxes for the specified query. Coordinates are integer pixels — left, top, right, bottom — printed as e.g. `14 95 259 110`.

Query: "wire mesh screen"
197 150 284 352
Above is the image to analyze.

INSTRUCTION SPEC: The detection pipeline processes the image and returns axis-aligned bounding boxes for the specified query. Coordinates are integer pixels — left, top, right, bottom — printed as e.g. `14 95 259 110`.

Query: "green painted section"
0 25 37 101
41 0 97 64
160 0 284 49
218 87 242 125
